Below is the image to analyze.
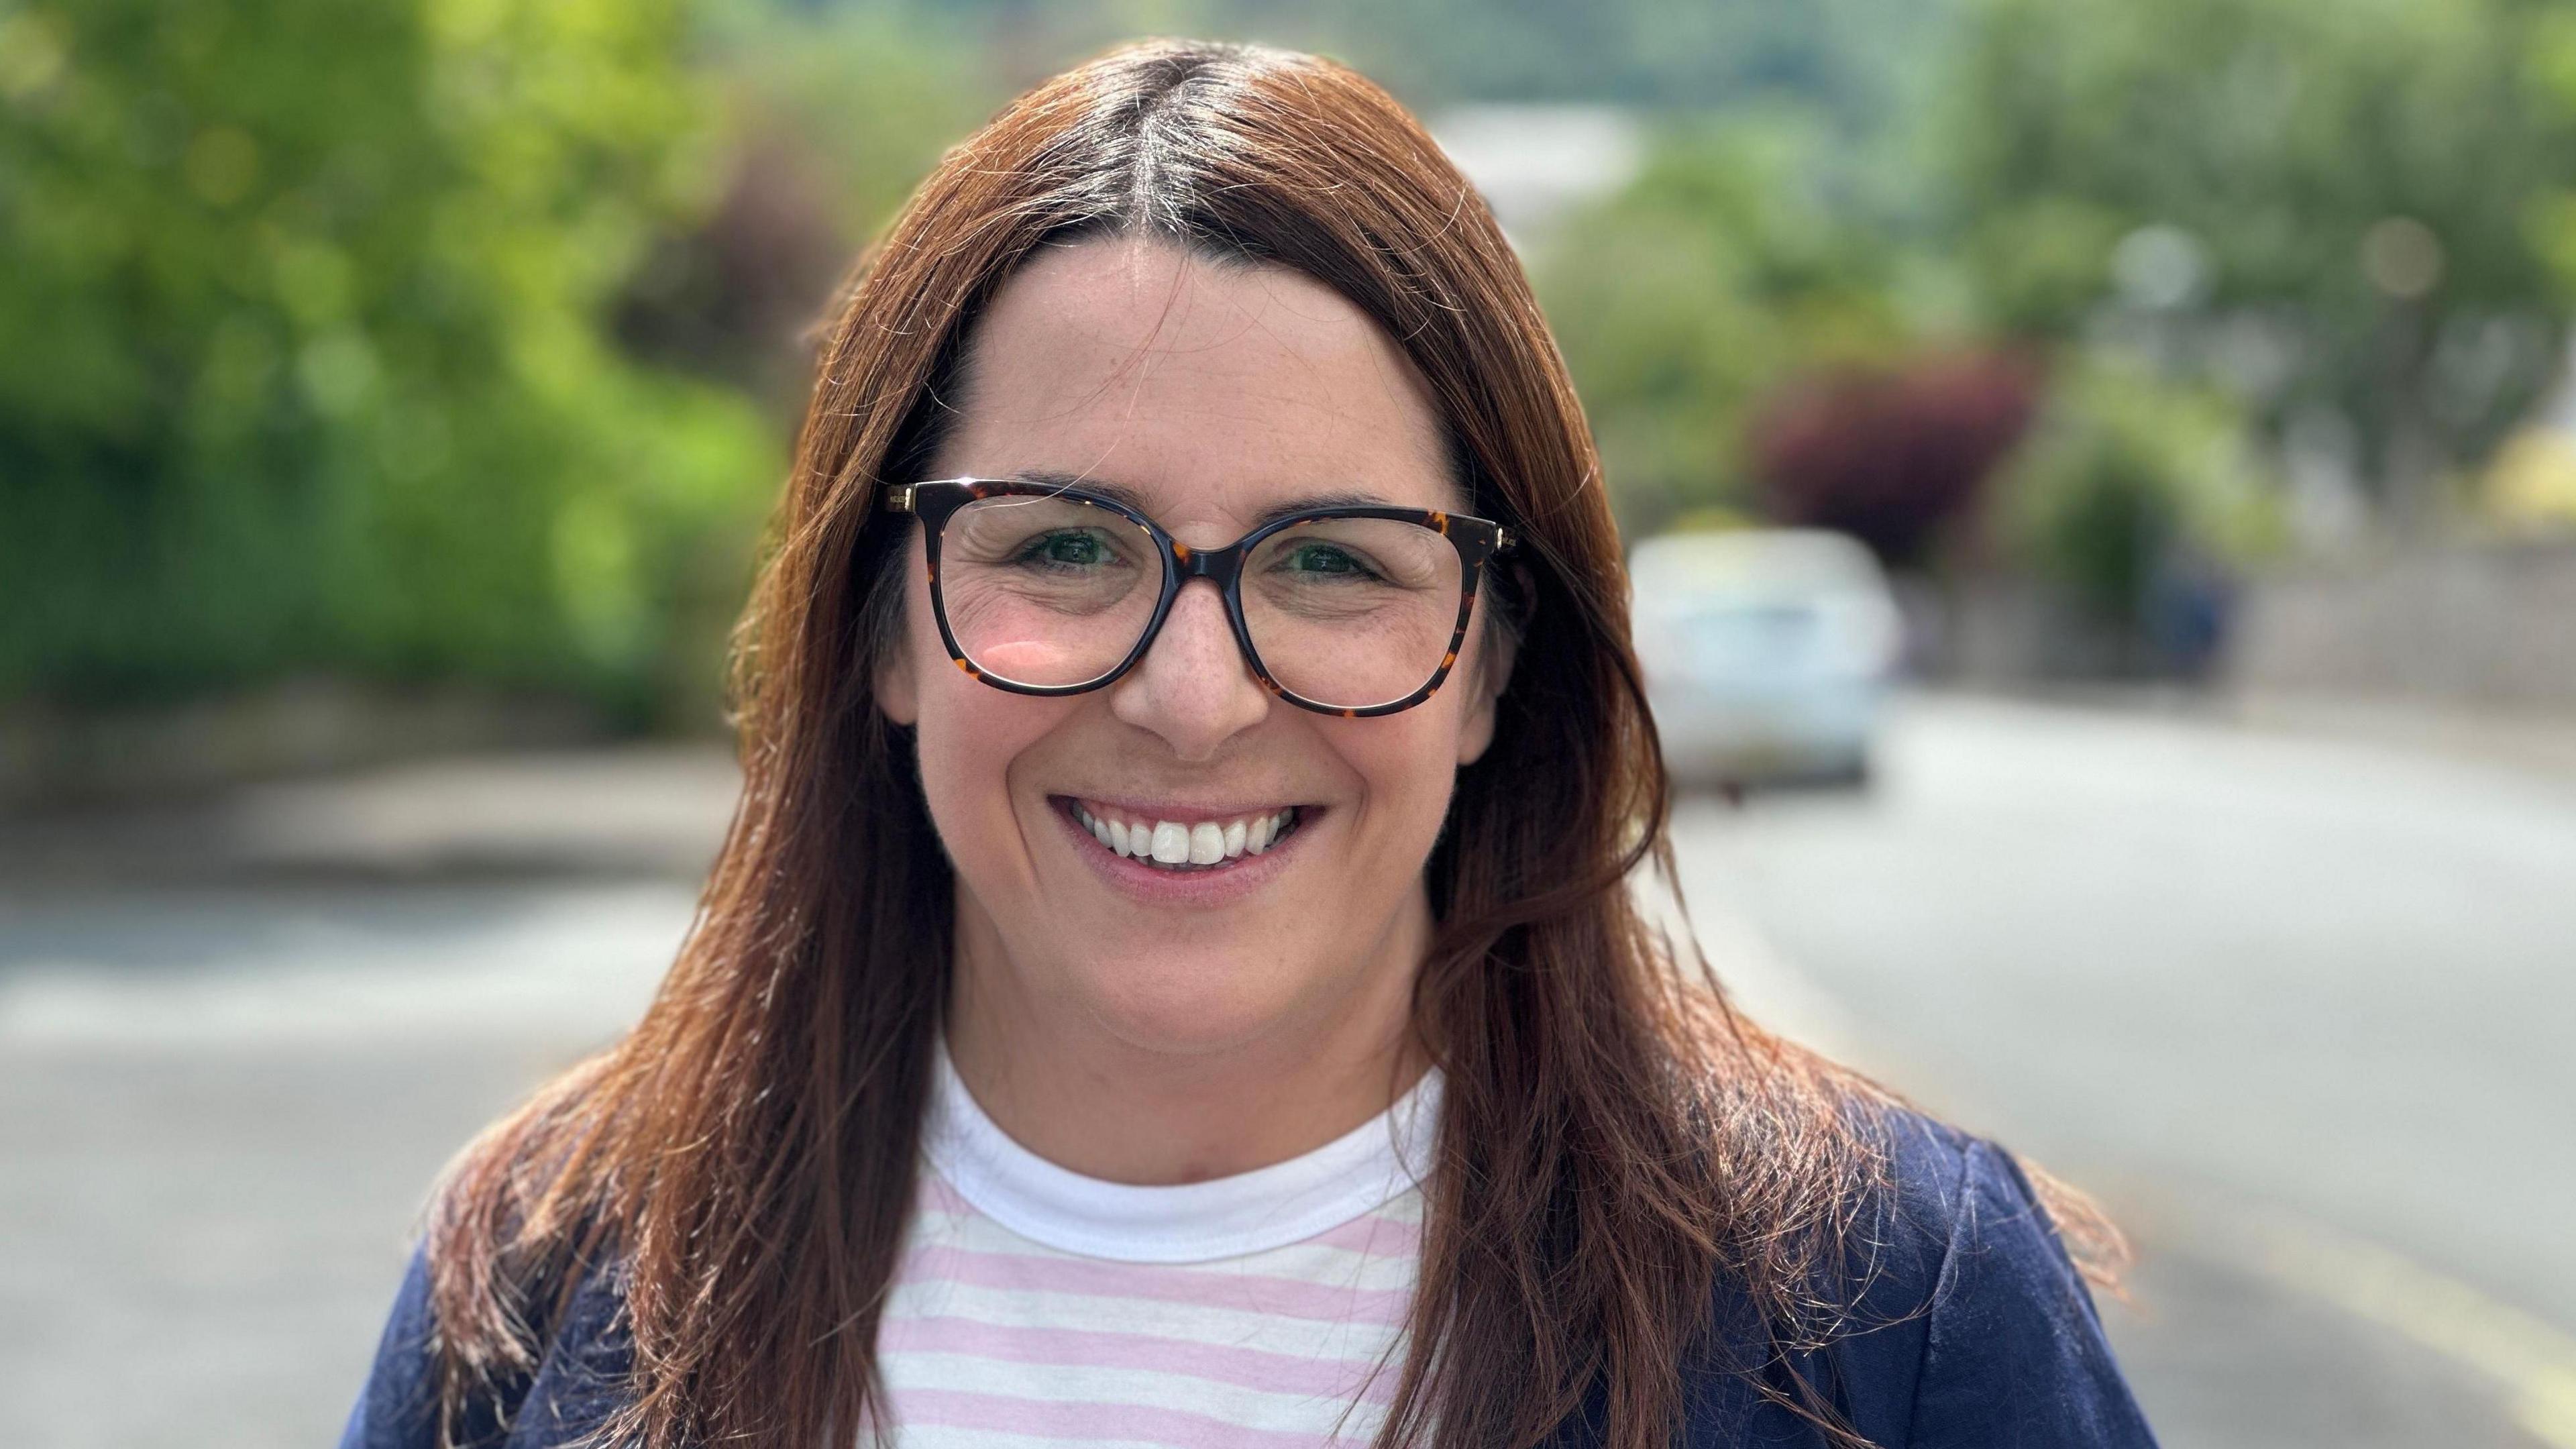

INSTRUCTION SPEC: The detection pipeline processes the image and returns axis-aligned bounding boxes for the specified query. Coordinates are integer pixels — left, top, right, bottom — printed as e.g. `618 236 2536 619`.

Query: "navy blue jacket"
340 1114 2157 1447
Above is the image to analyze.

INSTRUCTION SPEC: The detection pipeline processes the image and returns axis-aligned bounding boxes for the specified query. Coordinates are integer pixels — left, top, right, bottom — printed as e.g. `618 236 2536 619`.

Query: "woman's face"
878 237 1511 1057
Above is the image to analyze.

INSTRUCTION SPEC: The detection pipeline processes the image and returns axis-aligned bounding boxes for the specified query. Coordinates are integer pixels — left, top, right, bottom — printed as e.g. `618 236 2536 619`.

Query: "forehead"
932 236 1460 529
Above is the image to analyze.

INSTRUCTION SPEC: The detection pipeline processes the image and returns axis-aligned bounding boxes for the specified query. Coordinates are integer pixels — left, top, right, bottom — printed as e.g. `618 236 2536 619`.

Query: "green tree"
1996 359 2279 618
616 1 994 407
926 0 1959 123
1943 0 2576 525
0 0 775 716
1537 116 1924 534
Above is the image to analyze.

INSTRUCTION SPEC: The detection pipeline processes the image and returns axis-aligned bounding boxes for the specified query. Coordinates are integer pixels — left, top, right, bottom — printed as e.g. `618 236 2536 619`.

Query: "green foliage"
2517 7 2576 299
0 0 778 716
1952 0 2559 318
23 0 2576 712
1994 360 2279 620
1546 0 2576 573
920 0 1957 120
1943 0 2576 490
700 3 987 242
607 2 994 405
1537 115 1921 535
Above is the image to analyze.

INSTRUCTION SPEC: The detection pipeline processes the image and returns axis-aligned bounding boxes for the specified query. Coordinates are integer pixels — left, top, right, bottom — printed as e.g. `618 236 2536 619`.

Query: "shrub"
0 0 777 722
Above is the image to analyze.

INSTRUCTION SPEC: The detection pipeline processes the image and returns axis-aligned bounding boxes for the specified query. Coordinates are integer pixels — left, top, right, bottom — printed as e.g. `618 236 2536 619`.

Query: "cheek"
1450 627 1506 764
1330 702 1472 844
903 579 1066 861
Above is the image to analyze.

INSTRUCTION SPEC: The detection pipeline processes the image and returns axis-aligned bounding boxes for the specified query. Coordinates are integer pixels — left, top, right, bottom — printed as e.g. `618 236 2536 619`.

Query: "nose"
1108 578 1271 761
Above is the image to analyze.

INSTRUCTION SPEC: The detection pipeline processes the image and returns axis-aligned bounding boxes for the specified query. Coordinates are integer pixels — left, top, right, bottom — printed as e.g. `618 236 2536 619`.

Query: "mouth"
1056 797 1309 873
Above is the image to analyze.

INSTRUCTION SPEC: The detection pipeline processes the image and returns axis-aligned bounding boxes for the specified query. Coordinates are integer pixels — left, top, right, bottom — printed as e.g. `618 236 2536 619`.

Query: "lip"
1047 795 1316 908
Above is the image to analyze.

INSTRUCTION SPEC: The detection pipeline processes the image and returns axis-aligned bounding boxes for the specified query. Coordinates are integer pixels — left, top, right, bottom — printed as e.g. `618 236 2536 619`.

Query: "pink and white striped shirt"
873 1053 1439 1448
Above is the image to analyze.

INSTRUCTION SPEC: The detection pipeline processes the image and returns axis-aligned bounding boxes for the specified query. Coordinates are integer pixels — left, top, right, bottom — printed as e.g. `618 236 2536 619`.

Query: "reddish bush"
617 136 851 398
1748 352 2041 567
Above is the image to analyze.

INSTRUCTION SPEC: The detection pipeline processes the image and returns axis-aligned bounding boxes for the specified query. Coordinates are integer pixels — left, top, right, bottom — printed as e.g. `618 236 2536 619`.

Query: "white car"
1629 529 1902 790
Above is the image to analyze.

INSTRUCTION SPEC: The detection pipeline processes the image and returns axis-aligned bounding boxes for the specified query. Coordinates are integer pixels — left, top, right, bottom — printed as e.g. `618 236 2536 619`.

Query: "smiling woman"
882 241 1505 1169
338 39 2157 1449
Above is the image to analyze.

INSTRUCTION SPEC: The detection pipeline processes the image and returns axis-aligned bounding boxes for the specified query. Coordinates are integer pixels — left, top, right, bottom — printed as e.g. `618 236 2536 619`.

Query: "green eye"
1283 543 1371 578
1018 531 1110 568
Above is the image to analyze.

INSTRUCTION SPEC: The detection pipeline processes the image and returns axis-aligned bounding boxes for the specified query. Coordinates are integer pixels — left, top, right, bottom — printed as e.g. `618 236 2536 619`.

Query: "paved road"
1672 694 2576 1448
0 883 700 1449
2 697 2569 1447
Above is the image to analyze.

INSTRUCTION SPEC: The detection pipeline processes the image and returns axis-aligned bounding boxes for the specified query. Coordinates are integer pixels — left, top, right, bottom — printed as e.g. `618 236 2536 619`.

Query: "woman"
342 39 2155 1449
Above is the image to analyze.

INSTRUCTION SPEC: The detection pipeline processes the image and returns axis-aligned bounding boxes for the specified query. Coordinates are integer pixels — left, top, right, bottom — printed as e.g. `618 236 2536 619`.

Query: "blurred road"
2 695 2570 1447
0 883 698 1448
1678 694 2576 1448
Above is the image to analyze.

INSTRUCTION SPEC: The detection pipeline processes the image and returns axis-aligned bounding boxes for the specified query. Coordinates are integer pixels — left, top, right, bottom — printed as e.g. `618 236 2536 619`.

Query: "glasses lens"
938 494 1162 688
1242 517 1465 710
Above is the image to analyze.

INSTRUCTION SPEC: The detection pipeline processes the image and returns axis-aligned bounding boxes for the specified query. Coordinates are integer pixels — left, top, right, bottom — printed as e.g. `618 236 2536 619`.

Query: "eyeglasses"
882 478 1515 717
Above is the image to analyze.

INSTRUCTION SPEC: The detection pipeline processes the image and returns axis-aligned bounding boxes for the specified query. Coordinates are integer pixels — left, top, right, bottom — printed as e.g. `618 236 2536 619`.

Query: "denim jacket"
339 1113 2157 1448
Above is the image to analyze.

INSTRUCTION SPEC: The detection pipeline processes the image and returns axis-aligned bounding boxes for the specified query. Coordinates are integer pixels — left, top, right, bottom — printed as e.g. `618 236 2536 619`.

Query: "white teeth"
1261 808 1296 851
1075 804 1300 869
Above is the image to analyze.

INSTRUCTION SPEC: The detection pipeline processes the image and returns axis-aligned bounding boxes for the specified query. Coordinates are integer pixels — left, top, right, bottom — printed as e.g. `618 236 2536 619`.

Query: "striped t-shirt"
873 1052 1440 1448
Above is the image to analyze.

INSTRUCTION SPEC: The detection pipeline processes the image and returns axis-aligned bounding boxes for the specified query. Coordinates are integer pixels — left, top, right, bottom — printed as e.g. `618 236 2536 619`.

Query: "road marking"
1658 724 2576 1444
2161 1192 2576 1447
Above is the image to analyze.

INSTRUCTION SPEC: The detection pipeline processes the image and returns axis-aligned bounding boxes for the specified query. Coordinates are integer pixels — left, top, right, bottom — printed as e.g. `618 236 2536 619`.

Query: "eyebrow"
1002 471 1399 527
1250 490 1392 527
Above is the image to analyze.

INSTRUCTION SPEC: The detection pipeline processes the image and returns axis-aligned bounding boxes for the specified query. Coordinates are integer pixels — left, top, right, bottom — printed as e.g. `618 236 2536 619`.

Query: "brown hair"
424 38 2114 1449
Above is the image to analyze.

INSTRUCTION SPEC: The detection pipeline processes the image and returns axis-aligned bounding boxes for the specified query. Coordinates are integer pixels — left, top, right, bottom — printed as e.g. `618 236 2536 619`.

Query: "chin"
1069 951 1313 1056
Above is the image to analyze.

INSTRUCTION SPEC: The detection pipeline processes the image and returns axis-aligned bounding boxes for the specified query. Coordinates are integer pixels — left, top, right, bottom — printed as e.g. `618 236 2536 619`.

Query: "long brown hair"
425 39 2111 1449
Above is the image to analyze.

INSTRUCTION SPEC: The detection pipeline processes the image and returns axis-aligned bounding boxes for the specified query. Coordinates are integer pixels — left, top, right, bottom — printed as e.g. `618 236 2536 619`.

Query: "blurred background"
3 0 2572 1444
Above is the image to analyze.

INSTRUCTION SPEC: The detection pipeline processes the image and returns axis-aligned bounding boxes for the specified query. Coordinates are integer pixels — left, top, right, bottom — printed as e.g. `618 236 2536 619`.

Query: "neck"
943 890 1434 1186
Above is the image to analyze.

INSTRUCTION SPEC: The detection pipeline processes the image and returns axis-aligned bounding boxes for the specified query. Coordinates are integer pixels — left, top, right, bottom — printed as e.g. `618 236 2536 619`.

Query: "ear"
1454 584 1524 767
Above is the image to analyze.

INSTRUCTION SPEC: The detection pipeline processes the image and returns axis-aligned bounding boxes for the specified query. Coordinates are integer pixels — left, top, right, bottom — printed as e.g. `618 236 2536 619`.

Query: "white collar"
924 1045 1441 1264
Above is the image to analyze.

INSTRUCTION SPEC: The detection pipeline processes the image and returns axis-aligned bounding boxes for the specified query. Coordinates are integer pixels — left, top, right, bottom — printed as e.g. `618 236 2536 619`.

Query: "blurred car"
1629 529 1903 790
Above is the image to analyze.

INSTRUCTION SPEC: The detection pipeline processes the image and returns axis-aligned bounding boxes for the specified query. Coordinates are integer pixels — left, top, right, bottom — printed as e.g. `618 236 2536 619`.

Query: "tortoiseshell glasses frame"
881 476 1517 718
